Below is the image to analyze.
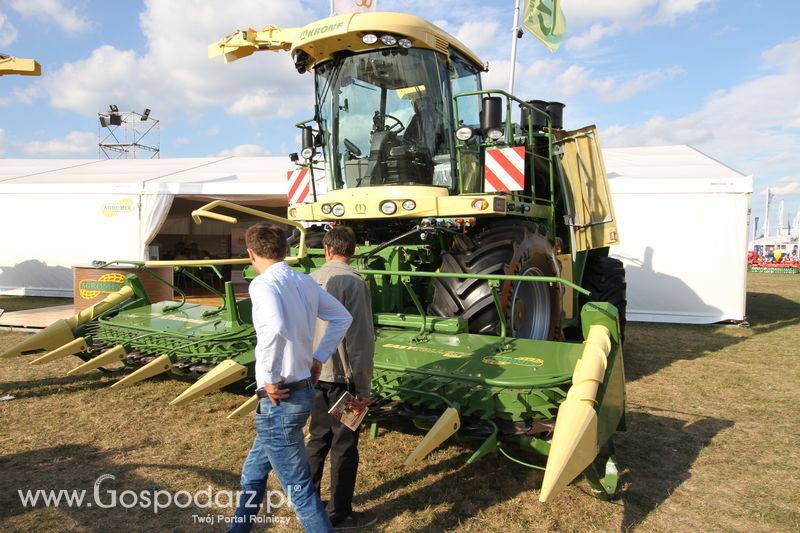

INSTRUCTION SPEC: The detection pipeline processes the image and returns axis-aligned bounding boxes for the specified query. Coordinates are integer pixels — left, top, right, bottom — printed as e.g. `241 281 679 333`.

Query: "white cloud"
175 137 190 146
8 0 91 35
564 0 712 27
562 0 712 53
22 131 96 156
770 177 800 196
215 143 271 157
226 88 310 119
592 66 685 102
761 37 800 71
555 64 590 97
567 23 618 52
455 20 501 56
521 61 683 102
0 12 18 46
37 0 316 122
526 58 562 78
47 45 139 115
602 38 800 181
482 59 511 92
0 85 38 107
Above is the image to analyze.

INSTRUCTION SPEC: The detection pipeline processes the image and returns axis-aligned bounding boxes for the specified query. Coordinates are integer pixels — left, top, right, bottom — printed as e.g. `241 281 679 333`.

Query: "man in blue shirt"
230 223 352 533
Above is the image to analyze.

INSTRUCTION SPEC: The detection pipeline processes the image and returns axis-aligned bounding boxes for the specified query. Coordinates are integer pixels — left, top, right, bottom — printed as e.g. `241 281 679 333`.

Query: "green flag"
522 0 567 52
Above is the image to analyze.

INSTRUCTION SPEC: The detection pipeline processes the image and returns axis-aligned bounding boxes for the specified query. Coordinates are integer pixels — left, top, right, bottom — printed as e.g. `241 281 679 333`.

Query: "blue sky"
1 0 799 228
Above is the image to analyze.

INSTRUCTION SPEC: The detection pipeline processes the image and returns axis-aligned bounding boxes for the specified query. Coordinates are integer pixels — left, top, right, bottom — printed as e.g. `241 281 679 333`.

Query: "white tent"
0 157 293 297
605 145 753 324
2 147 753 324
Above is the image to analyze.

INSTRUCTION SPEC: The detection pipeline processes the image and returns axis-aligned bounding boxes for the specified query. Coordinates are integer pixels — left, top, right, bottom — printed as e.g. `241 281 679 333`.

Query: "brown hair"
322 226 356 258
245 223 288 260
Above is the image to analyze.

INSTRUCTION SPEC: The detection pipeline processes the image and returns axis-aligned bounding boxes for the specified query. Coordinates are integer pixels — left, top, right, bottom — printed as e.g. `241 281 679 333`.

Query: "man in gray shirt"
306 226 376 529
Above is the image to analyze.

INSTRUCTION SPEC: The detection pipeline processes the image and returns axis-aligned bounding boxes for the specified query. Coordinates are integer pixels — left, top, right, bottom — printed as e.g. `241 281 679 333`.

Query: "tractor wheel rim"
510 267 550 340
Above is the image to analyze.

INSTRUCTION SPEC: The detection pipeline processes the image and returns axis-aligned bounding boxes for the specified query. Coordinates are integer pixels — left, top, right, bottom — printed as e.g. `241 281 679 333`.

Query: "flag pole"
508 0 523 94
764 187 770 248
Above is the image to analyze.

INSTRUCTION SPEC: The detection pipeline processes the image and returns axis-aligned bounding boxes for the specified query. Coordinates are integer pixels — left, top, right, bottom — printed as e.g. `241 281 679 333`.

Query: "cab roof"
291 12 485 72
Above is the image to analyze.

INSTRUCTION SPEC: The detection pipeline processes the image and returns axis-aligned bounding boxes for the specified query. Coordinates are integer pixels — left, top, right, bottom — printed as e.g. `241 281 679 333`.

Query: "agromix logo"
102 198 134 217
78 273 126 299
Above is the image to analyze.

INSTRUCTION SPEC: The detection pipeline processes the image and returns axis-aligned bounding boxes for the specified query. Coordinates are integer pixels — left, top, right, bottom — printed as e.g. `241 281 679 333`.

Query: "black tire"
580 256 627 340
429 221 563 340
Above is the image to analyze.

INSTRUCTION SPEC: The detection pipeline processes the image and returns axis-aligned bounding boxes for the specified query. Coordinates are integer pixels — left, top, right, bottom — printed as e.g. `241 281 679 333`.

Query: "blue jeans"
230 388 334 533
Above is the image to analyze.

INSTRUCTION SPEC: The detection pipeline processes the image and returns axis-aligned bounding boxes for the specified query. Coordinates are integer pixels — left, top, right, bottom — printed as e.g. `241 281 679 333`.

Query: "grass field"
1 273 799 532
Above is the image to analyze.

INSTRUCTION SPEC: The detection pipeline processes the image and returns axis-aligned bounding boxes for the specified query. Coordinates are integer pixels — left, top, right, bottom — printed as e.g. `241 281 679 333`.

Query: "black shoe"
333 511 377 530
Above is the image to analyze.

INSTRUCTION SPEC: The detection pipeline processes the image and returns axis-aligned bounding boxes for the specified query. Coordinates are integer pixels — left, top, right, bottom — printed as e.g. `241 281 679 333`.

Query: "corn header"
0 54 41 76
2 12 628 502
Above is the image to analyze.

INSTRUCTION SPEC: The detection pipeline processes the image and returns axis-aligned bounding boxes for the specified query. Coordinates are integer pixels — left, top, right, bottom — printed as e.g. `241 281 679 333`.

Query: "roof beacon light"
380 34 397 46
362 33 378 45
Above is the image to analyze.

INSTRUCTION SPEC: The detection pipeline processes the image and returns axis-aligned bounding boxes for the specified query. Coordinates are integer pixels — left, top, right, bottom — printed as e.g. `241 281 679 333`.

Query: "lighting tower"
97 105 160 159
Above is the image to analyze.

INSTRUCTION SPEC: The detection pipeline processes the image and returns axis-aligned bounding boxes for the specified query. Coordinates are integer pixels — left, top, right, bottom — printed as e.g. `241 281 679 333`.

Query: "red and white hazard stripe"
484 146 526 192
287 167 311 205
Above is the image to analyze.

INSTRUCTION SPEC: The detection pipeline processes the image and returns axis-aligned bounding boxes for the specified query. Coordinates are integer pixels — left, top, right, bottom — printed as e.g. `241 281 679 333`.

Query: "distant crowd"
748 250 800 268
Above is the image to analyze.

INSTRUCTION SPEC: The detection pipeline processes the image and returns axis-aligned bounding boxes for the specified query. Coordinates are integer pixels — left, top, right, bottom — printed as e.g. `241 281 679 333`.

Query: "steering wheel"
376 113 405 133
343 138 362 158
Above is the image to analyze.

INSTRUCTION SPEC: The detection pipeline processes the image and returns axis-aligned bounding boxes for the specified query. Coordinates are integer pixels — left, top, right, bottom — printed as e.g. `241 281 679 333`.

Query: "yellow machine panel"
209 12 484 71
288 186 510 221
0 55 41 76
555 125 619 252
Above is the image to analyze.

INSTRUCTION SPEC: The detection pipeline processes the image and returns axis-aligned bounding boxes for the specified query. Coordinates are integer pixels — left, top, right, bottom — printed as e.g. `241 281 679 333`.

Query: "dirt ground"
1 273 798 532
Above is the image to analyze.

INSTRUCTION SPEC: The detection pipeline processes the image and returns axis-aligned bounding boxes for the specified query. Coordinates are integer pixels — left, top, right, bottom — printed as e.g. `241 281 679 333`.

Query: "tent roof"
0 144 753 196
604 145 753 194
0 156 294 195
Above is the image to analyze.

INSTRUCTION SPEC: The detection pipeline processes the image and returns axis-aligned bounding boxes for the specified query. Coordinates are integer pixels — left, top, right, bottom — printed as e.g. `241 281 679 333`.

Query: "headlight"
289 208 298 218
455 126 474 142
379 201 397 215
398 38 412 49
301 147 315 159
332 203 345 217
401 200 416 211
380 34 397 46
486 127 504 141
471 199 488 210
321 204 332 215
362 33 378 44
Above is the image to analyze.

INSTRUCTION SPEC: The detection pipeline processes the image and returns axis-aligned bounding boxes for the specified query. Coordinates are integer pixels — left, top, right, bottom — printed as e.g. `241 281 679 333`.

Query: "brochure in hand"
328 391 367 431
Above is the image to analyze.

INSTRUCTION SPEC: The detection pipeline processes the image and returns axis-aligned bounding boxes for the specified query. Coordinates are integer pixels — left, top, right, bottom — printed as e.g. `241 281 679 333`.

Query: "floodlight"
109 104 119 112
109 113 122 126
141 108 151 121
